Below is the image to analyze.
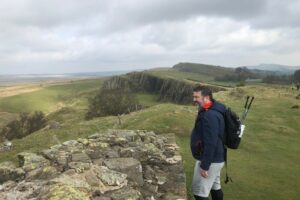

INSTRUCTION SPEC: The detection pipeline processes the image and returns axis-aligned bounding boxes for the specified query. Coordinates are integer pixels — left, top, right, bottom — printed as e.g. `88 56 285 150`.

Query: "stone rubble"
0 130 187 200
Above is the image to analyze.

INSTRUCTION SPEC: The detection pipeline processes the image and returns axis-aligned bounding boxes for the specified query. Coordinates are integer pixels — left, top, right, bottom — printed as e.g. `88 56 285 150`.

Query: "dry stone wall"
0 130 187 200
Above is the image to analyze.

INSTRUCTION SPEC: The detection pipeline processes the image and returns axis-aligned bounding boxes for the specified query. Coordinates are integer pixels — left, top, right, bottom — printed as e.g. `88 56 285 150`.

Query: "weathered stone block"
0 162 25 183
17 152 50 172
104 158 143 186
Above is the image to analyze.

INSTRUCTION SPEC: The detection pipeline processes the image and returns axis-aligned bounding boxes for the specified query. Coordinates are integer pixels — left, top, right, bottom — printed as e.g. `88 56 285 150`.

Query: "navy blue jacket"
190 100 225 170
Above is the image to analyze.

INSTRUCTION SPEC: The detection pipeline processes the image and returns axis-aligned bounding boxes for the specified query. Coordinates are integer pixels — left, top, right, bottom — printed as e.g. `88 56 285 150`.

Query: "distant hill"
246 68 278 76
244 64 300 75
172 62 235 77
171 62 299 81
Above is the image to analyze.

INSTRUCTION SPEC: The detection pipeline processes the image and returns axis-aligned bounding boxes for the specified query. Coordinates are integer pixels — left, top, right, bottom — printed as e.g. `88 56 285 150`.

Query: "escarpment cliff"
102 72 225 104
0 130 187 200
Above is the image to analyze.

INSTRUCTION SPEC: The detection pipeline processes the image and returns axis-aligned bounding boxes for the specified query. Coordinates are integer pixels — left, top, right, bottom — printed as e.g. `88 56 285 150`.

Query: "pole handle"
244 96 250 109
247 96 254 110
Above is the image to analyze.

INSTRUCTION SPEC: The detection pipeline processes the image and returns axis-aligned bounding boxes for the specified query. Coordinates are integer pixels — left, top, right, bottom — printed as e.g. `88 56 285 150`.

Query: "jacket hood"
210 100 226 114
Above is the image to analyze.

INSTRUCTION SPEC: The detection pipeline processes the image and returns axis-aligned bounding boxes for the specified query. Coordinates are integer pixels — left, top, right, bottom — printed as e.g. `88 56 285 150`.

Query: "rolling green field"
0 79 104 113
146 68 236 87
146 68 214 83
0 77 299 200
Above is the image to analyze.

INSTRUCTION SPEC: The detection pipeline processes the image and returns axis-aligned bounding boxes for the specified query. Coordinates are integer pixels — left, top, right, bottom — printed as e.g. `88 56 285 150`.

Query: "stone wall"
0 130 187 200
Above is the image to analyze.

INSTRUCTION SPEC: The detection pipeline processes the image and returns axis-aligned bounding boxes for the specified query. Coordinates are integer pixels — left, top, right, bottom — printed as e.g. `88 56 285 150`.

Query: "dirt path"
0 85 42 98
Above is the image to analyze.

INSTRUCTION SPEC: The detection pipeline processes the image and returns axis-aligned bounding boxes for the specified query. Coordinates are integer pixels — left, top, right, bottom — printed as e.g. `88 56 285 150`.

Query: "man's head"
193 85 213 107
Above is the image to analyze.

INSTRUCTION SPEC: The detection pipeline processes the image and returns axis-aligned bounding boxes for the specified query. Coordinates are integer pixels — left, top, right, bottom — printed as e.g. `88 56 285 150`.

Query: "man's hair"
193 85 213 100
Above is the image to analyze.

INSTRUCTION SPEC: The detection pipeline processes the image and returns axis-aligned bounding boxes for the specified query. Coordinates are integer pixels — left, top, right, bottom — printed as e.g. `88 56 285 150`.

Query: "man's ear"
203 96 210 102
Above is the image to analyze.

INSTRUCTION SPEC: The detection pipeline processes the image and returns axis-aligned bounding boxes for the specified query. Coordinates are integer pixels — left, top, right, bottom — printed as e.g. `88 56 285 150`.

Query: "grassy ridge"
146 68 214 83
146 68 236 87
0 78 299 199
173 62 234 77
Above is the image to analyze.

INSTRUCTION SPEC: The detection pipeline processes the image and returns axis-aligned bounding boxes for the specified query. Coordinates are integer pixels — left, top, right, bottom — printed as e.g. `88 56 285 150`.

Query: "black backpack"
212 107 242 183
214 96 254 183
222 96 254 150
222 108 242 149
212 106 242 149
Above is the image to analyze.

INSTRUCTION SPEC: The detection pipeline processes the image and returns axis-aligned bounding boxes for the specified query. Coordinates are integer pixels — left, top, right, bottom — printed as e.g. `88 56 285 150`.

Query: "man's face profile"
193 91 203 106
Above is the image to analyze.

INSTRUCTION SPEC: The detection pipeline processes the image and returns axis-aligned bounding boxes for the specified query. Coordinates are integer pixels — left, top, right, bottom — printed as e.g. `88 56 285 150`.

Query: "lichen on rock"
0 130 187 200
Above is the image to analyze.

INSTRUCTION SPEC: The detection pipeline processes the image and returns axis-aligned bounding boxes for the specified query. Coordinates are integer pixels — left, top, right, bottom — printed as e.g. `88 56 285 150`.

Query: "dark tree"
0 111 47 140
86 89 141 120
294 70 300 82
25 111 47 134
262 75 292 84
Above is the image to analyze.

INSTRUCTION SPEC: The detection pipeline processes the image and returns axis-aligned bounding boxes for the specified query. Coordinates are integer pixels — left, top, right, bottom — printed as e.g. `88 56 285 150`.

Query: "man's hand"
200 169 209 178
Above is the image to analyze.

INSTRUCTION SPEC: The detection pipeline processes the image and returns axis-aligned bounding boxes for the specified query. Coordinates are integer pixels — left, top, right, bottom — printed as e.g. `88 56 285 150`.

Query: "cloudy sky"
1 0 300 74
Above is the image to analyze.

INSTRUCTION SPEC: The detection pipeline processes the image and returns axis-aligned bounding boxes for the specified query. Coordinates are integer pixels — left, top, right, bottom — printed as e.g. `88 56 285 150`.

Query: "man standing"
190 85 226 200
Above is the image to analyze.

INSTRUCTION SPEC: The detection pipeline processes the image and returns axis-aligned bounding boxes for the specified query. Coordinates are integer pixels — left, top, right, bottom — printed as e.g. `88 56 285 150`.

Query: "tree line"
215 68 300 85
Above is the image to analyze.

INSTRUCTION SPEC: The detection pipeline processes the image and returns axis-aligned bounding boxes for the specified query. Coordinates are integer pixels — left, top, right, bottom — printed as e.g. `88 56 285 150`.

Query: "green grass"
0 80 299 200
136 93 160 107
176 135 195 200
119 103 195 135
146 68 236 88
0 112 18 128
214 85 300 200
146 68 214 83
0 79 103 113
173 62 234 76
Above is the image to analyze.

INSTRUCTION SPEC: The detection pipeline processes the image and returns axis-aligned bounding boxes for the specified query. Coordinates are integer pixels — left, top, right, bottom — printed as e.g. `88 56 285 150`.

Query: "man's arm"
199 112 219 172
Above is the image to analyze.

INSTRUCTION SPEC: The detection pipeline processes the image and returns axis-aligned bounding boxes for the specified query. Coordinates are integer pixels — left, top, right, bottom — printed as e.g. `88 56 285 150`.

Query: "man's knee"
211 189 223 200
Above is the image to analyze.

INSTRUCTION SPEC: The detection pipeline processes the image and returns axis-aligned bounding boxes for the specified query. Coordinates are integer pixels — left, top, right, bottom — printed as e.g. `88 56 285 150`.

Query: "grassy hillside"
0 85 41 98
146 68 215 83
45 92 160 125
146 67 236 87
0 112 18 128
0 79 104 113
0 77 299 200
173 62 235 77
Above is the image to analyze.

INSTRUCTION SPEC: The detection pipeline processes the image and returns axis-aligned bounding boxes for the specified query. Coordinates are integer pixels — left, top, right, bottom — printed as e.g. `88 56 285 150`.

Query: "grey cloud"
92 0 267 34
0 0 300 74
250 0 300 29
0 0 108 28
1 0 267 34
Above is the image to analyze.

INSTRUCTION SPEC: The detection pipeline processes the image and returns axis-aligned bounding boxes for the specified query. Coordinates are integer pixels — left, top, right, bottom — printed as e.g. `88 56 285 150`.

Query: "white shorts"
192 160 224 197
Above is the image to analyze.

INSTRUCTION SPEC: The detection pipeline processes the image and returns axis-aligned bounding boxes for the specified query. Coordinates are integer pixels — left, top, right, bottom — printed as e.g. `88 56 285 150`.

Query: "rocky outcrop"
0 130 187 200
102 72 164 93
102 72 226 104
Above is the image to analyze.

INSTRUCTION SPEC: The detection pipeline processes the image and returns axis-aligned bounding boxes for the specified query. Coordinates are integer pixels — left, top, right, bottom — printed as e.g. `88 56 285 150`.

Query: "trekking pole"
241 96 249 122
241 96 254 123
245 96 254 118
244 96 250 109
239 96 254 138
